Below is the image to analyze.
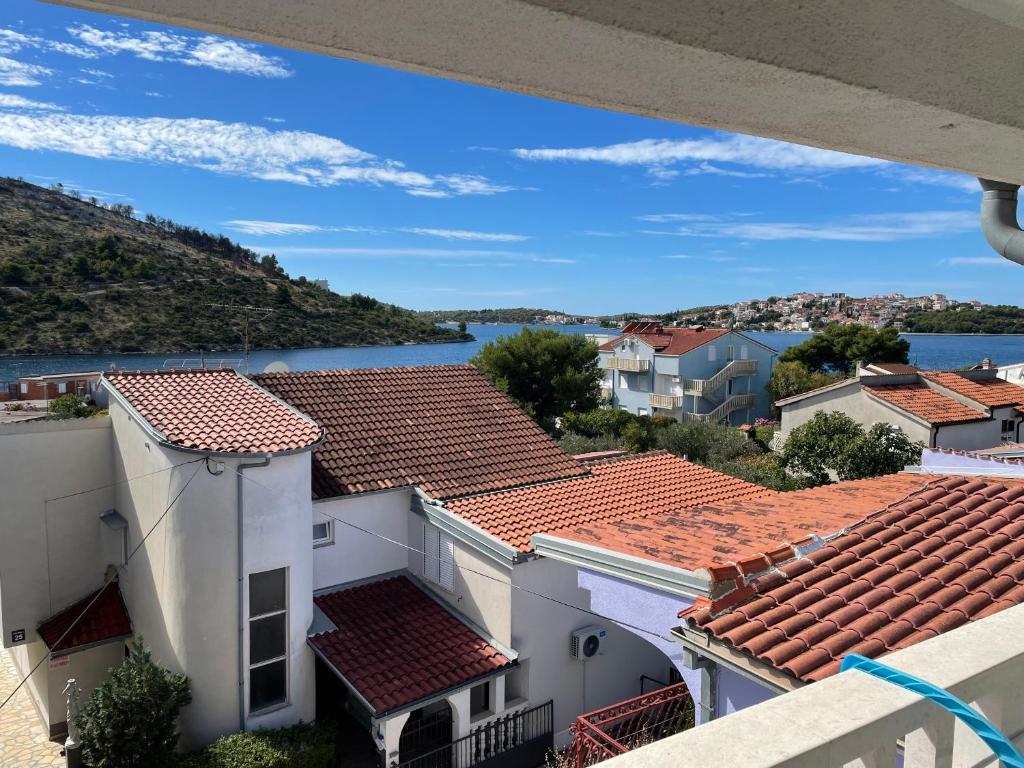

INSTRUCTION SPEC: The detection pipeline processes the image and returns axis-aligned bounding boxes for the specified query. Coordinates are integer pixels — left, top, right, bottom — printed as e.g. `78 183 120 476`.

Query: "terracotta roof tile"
598 327 731 356
921 371 1024 408
38 581 132 655
252 365 586 500
447 451 773 552
681 474 1024 683
545 473 928 573
864 383 987 425
309 576 513 715
104 369 321 454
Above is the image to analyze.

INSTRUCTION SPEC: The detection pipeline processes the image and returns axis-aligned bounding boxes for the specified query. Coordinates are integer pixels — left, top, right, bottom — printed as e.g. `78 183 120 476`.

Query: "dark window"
470 681 491 717
248 568 287 712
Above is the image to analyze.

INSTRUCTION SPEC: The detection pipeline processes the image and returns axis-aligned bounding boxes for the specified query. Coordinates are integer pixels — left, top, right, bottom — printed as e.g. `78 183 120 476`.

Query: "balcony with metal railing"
601 357 651 373
648 393 684 410
604 604 1024 768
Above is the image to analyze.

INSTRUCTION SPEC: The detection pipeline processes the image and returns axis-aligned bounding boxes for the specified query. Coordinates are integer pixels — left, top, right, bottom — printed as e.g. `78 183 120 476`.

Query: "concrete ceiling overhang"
44 0 1024 183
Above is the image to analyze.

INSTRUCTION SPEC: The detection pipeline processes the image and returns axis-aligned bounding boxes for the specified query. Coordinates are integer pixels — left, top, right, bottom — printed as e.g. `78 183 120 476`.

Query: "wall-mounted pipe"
979 178 1024 266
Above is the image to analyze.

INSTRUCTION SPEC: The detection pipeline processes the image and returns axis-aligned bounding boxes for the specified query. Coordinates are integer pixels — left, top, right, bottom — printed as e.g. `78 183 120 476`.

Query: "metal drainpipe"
978 179 1024 265
237 456 270 732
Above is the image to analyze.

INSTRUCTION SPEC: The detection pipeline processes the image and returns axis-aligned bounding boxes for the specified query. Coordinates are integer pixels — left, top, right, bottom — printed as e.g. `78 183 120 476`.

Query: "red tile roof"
681 475 1024 683
104 369 322 454
38 581 132 655
548 473 930 573
598 327 730 356
252 365 586 500
309 576 514 715
864 382 987 425
447 451 774 552
868 363 919 375
921 371 1024 408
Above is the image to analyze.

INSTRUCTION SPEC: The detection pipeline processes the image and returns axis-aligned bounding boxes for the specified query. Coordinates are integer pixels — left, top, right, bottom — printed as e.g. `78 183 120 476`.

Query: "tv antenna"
205 303 275 373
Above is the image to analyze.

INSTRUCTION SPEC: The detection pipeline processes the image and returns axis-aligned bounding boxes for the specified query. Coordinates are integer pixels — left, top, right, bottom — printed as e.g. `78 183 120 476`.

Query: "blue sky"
0 0 1016 315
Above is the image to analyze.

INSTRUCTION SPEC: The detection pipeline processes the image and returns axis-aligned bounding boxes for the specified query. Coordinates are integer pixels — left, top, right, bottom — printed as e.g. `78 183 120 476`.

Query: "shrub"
781 411 863 485
77 638 192 768
48 394 91 419
622 420 653 453
561 408 636 439
558 431 622 455
176 722 335 768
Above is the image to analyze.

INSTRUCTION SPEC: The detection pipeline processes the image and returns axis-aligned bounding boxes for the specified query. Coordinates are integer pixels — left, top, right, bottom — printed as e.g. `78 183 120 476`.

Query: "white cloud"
683 162 770 179
0 29 98 59
883 167 979 194
263 116 285 124
643 211 977 242
0 56 52 87
81 68 113 79
246 246 524 259
513 135 887 175
0 92 63 111
0 111 516 197
67 24 292 78
662 254 737 262
730 266 777 273
636 213 719 223
581 230 626 237
223 220 377 236
401 227 529 242
943 256 1011 266
530 257 575 264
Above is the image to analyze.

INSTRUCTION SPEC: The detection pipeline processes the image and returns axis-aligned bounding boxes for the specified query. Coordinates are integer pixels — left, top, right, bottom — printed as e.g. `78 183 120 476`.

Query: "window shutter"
423 524 440 584
439 532 455 591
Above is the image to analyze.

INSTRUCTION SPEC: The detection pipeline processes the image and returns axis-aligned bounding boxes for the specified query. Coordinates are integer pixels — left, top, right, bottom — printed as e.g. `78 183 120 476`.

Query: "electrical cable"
0 462 203 714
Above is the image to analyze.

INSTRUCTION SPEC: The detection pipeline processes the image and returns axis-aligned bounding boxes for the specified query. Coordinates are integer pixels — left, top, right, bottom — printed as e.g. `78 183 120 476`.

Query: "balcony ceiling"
46 0 1024 183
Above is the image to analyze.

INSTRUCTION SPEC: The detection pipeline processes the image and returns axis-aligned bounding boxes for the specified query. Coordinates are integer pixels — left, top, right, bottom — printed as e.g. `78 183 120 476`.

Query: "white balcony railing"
649 393 684 410
606 603 1024 768
684 394 756 423
602 357 650 373
684 359 758 396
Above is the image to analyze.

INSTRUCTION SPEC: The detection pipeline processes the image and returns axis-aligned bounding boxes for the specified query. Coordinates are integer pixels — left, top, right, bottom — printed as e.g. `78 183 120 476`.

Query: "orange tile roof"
446 451 774 552
598 327 730 356
309 576 514 715
681 475 1024 683
864 382 987 425
104 369 322 454
548 473 930 572
921 371 1024 408
252 365 587 500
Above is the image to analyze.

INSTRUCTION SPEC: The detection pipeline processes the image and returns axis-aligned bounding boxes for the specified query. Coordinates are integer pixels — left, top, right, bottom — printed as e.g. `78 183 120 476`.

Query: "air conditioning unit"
570 626 606 661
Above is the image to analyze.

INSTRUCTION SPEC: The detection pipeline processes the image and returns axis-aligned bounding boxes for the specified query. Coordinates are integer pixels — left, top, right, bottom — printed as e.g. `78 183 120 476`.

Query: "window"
423 524 455 591
248 568 287 713
470 680 492 717
637 408 648 417
707 346 717 362
19 383 27 394
740 344 749 360
618 371 628 390
1001 419 1016 439
312 520 333 547
727 345 735 362
57 382 67 394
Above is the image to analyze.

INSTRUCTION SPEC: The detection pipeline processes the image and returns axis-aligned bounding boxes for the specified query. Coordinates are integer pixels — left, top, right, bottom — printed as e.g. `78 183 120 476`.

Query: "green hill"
0 178 470 354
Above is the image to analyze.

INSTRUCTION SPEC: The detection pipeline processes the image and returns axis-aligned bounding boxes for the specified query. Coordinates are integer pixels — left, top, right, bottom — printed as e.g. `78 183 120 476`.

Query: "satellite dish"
263 361 290 373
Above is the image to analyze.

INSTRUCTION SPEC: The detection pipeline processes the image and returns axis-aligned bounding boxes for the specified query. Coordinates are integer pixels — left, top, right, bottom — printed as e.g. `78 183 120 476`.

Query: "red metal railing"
567 682 694 768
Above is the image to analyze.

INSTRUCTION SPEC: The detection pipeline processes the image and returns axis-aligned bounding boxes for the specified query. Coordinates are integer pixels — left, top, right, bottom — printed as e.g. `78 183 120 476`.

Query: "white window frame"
312 520 334 548
248 568 289 715
707 346 717 362
740 344 749 360
57 382 67 394
19 382 27 394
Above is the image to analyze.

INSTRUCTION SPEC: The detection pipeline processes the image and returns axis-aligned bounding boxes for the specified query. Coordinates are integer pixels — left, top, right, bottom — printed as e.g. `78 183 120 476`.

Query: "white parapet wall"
606 603 1024 767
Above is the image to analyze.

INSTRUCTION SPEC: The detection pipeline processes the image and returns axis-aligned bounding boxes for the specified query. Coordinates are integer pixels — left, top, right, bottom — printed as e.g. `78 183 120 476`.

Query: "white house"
776 367 1024 451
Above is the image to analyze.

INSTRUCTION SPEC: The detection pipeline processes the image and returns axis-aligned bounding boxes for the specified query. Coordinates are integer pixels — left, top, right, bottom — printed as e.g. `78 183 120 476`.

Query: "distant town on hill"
426 293 1024 334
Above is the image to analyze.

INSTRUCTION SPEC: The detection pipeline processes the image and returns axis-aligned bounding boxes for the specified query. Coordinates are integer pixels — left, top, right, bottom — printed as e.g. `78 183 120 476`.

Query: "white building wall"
511 557 674 745
108 401 314 748
0 417 115 729
778 386 933 446
313 489 412 590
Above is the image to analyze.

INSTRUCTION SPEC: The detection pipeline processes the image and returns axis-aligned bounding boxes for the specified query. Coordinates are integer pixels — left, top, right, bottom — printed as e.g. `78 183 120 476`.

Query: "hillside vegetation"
418 307 570 324
0 178 469 354
899 306 1024 334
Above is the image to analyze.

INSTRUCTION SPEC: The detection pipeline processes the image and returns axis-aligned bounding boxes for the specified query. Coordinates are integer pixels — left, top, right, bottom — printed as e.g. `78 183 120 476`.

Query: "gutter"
237 456 270 732
979 179 1024 266
531 532 711 598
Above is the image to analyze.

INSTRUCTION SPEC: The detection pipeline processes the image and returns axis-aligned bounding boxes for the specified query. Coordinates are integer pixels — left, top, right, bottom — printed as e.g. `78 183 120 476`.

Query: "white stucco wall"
778 386 932 445
108 401 315 748
313 488 412 591
0 417 116 727
512 558 675 745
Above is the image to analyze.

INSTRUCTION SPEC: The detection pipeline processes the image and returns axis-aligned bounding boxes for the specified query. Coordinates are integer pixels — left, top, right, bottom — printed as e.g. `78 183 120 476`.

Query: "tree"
836 423 923 480
471 328 601 433
77 637 192 768
457 321 467 335
48 394 91 419
766 361 842 414
779 324 909 374
781 411 864 485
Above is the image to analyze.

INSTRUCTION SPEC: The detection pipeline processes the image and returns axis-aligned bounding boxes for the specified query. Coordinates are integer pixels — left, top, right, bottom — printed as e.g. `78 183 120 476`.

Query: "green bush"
77 638 192 768
561 408 636 439
558 431 623 455
48 394 91 419
176 723 335 768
